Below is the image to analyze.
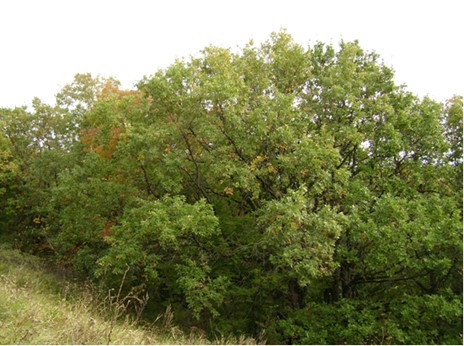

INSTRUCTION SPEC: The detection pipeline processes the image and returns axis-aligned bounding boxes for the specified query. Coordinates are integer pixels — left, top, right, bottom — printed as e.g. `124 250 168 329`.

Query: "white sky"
0 0 462 109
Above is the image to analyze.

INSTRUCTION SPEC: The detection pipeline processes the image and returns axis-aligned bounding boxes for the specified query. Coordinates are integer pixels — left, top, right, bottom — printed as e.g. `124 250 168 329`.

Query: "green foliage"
274 294 462 345
257 186 344 287
1 31 462 344
0 118 19 234
97 195 227 319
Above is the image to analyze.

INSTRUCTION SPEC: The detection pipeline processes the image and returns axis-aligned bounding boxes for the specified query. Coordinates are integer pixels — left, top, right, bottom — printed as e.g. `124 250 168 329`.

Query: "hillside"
0 245 256 344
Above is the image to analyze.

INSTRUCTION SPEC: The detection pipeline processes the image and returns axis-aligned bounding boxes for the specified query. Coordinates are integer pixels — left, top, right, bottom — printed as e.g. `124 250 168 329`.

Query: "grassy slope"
0 245 256 345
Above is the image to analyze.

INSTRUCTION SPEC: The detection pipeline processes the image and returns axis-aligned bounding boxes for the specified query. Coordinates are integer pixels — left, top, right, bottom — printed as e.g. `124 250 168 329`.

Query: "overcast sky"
0 0 462 109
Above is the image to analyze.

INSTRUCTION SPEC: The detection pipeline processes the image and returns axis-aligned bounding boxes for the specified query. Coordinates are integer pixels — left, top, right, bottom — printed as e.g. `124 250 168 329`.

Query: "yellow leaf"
267 163 277 174
250 155 267 171
223 187 234 196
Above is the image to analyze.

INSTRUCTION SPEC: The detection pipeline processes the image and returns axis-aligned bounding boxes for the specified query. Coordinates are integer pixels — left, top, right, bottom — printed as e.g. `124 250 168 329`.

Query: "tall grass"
0 245 258 344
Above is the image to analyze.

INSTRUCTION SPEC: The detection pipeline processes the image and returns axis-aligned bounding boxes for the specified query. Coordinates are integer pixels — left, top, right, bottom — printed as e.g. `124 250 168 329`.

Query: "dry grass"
0 245 258 345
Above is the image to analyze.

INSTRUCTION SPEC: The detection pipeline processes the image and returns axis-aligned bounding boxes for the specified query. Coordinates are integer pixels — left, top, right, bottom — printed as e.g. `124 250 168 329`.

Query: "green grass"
0 245 258 344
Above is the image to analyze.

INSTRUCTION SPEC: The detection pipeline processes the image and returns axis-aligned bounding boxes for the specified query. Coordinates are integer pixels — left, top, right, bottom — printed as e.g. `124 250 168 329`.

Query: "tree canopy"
0 31 462 344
